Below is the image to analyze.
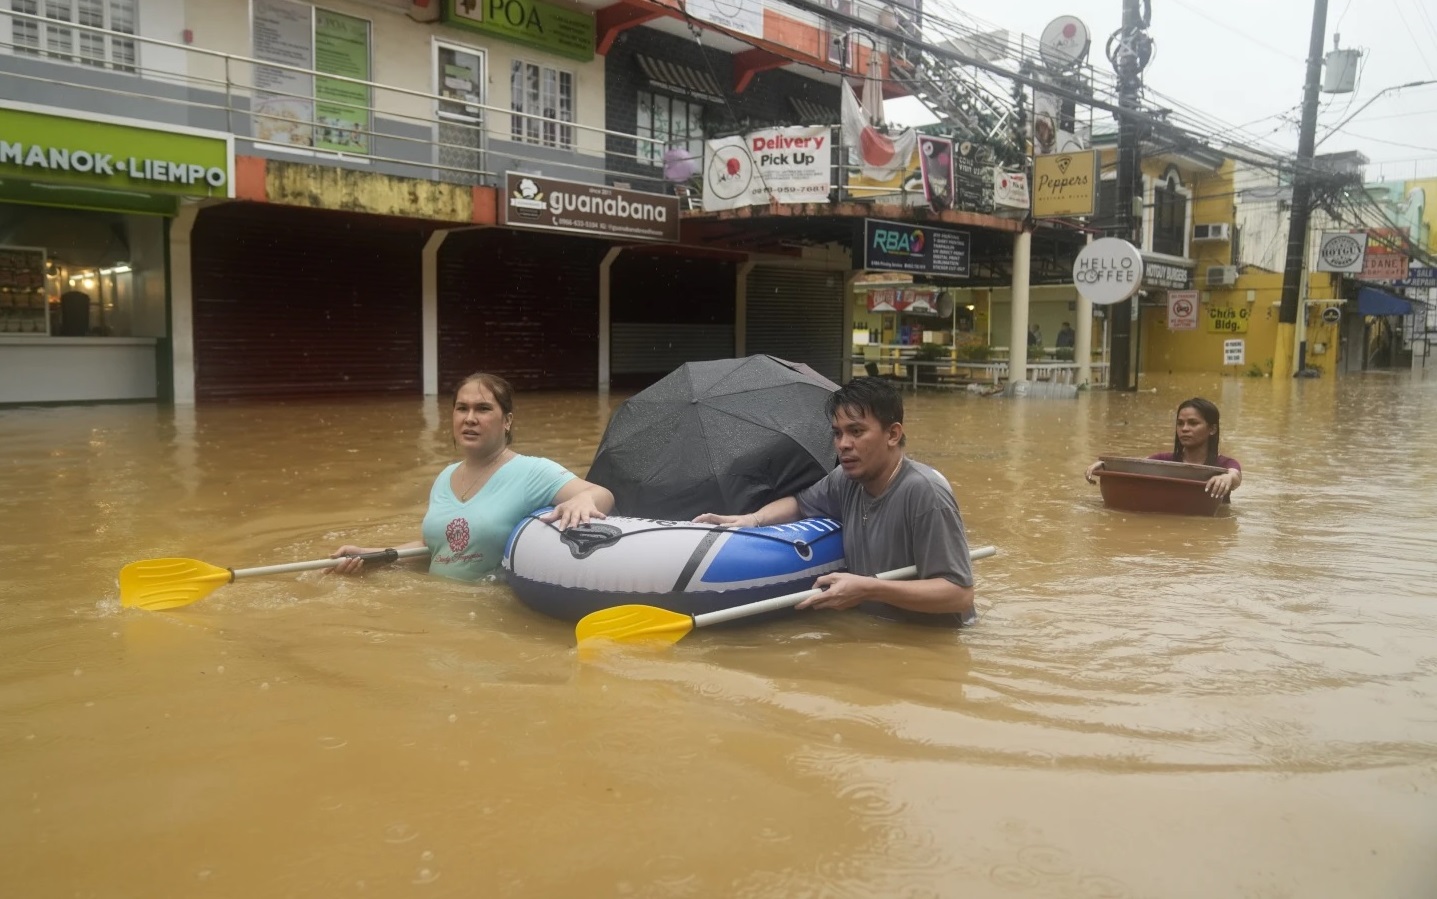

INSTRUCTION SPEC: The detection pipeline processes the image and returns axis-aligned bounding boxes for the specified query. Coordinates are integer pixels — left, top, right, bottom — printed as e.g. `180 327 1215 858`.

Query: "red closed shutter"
436 229 609 393
191 203 430 400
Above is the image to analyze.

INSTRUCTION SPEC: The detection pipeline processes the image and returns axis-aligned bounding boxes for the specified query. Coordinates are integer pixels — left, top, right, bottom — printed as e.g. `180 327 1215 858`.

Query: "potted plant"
955 341 992 363
1054 347 1075 362
911 342 948 385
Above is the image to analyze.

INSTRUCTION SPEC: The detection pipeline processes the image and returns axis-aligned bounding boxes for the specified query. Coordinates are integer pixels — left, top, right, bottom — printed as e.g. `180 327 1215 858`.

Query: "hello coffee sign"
1073 237 1144 305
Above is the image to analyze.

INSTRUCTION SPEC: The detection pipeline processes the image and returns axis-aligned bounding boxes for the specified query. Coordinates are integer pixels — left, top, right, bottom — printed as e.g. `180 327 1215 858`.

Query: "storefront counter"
1 336 158 403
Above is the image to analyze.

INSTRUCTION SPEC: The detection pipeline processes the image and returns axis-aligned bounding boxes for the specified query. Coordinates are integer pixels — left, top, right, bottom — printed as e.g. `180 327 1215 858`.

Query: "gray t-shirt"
795 457 974 627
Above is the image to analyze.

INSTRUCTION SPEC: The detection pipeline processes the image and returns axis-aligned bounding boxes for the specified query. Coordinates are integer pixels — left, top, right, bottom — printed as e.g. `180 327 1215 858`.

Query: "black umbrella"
588 355 840 520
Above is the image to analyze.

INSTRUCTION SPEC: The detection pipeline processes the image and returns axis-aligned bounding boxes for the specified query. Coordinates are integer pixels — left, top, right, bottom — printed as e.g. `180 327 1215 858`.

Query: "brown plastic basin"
1096 469 1224 517
1099 455 1229 481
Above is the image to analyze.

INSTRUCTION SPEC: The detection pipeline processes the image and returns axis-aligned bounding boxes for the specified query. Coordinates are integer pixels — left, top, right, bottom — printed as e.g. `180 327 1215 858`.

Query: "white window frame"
8 0 138 72
431 37 486 177
510 58 574 151
1142 169 1194 261
433 39 486 125
636 89 705 168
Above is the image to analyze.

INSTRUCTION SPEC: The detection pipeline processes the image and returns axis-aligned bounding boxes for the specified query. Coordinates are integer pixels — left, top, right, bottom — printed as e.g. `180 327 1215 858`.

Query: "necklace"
456 452 506 501
861 457 905 522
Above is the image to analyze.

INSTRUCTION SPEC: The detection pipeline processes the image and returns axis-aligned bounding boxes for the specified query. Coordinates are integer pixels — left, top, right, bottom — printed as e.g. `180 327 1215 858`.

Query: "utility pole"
1275 0 1329 378
1109 0 1150 391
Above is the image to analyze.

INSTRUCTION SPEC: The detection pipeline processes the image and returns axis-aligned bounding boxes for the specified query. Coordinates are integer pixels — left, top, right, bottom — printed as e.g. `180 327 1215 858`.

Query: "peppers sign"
1073 237 1143 305
0 102 233 198
1032 150 1096 217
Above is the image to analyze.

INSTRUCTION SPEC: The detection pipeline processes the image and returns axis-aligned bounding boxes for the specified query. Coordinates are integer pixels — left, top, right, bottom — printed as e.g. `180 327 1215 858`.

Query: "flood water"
3 372 1436 898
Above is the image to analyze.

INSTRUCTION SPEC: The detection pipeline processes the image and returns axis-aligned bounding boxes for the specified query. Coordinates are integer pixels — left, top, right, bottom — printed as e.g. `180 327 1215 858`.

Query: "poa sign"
1073 237 1143 304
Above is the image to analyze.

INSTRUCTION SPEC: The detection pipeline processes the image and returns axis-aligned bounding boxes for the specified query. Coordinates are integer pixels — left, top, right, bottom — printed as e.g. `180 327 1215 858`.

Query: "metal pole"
1276 0 1329 378
1109 0 1146 391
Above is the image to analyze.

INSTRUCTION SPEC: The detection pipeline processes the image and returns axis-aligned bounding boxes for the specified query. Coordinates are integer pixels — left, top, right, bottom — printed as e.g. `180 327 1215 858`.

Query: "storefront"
0 101 232 404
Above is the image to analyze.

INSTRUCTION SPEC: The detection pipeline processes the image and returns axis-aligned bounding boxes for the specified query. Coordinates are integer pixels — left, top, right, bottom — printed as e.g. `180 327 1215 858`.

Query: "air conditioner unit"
1205 265 1239 287
1193 223 1231 241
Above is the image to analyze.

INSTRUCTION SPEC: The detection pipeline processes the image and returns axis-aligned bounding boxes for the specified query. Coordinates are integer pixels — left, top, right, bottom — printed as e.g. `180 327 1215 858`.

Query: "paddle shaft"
231 546 429 580
692 544 997 628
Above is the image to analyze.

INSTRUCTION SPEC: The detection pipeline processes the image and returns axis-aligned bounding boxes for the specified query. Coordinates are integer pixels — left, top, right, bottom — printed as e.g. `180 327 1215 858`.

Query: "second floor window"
511 60 573 150
1152 183 1188 257
636 90 704 168
10 0 136 72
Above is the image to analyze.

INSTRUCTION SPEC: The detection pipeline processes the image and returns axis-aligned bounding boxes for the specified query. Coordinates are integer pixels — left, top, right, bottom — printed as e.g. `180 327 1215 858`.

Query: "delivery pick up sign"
1073 238 1144 305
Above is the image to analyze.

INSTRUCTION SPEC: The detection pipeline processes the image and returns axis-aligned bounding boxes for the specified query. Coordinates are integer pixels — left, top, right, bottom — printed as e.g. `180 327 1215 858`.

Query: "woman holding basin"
1085 397 1242 501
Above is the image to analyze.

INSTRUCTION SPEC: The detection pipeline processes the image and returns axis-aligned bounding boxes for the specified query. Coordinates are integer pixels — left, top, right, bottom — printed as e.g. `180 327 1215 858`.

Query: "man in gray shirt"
696 377 975 626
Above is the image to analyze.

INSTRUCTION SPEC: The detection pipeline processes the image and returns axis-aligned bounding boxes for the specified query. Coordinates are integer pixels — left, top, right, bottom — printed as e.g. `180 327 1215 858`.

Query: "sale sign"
1167 290 1199 331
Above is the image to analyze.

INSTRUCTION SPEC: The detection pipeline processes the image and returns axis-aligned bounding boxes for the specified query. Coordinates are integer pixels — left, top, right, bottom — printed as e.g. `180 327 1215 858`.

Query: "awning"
788 96 834 125
1357 286 1415 316
634 54 725 104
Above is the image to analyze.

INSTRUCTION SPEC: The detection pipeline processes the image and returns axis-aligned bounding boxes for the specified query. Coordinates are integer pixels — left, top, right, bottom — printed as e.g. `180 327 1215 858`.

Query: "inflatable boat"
502 511 844 622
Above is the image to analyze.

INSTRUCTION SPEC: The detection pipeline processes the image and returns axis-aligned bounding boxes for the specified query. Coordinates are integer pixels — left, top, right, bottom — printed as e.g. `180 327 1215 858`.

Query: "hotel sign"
503 173 679 242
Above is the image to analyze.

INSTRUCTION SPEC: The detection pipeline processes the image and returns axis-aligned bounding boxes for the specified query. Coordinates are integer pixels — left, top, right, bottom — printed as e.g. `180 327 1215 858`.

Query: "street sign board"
1395 267 1437 289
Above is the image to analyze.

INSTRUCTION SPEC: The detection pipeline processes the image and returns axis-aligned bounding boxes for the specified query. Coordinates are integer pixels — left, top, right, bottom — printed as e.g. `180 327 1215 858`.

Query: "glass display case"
0 245 49 335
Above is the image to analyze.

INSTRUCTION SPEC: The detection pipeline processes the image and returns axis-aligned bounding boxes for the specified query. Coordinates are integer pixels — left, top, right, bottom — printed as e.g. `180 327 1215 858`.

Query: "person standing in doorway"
1056 321 1075 349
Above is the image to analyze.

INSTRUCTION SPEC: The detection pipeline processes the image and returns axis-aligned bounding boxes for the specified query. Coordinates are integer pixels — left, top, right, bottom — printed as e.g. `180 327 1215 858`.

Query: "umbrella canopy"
587 355 841 521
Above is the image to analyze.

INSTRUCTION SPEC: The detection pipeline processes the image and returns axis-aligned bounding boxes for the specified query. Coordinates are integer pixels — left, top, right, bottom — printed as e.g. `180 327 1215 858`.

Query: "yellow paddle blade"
118 558 234 611
575 604 696 646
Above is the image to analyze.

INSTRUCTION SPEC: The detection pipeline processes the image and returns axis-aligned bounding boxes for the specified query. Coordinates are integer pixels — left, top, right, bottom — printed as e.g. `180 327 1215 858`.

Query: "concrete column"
598 247 625 387
1009 229 1032 382
1076 235 1094 387
1075 293 1094 386
736 261 757 356
168 202 203 405
421 229 449 396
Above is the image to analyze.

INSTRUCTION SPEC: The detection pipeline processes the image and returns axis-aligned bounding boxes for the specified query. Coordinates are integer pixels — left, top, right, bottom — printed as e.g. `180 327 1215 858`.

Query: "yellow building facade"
1130 156 1344 378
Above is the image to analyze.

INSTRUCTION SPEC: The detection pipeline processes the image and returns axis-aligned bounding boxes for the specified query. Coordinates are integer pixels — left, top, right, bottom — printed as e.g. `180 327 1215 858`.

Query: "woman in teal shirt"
332 372 614 581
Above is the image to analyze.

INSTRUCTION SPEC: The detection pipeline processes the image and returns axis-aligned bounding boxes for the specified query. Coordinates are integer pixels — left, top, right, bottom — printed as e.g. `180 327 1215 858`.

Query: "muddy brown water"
2 373 1435 897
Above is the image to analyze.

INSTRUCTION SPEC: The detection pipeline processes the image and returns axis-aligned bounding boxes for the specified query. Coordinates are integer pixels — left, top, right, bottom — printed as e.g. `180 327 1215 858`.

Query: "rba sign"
1315 231 1365 273
503 173 679 242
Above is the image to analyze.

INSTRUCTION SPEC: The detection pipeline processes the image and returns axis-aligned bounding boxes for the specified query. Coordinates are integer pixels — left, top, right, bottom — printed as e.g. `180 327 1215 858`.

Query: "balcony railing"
0 10 1005 212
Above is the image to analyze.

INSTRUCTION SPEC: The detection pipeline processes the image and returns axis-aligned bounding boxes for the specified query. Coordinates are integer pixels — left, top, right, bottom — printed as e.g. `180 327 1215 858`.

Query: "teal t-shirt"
421 455 575 581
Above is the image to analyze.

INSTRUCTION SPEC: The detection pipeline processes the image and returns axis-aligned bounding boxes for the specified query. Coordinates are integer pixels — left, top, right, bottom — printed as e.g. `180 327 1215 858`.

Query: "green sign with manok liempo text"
443 0 594 62
0 103 234 200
